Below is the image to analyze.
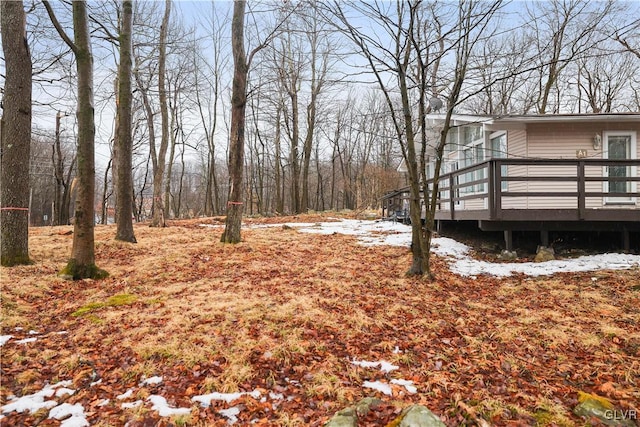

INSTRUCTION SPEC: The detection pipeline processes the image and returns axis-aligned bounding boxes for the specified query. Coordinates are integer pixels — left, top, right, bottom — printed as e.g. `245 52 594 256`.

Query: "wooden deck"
382 159 640 250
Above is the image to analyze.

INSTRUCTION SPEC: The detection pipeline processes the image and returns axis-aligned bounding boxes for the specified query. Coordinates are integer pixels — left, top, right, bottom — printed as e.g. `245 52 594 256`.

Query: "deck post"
540 230 549 247
622 227 630 252
504 229 513 251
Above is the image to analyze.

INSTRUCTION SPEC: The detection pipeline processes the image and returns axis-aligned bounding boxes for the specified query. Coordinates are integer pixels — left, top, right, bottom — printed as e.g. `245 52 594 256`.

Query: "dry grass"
1 215 639 426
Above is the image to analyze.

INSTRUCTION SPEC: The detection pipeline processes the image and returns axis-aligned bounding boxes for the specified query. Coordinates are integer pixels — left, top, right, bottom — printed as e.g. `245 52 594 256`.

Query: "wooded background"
6 0 640 226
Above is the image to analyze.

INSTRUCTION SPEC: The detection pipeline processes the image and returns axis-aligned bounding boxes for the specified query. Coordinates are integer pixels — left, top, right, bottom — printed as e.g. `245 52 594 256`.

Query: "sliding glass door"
604 131 637 204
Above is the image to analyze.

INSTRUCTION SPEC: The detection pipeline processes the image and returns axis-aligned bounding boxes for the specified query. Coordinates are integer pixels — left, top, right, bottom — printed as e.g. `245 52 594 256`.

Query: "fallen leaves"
1 216 639 425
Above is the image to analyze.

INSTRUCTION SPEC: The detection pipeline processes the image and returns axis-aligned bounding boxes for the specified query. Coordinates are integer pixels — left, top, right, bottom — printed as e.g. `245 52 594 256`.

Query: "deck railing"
430 158 640 221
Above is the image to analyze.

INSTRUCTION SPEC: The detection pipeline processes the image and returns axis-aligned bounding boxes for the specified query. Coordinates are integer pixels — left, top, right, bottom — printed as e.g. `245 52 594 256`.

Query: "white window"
459 126 485 194
490 131 508 191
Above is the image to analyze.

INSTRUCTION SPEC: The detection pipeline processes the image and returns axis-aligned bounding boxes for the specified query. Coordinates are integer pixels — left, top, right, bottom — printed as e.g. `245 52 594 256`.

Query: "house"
382 113 640 251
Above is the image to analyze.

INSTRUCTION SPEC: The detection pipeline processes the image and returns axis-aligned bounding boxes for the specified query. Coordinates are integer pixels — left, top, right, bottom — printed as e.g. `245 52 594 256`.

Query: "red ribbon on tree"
0 207 29 211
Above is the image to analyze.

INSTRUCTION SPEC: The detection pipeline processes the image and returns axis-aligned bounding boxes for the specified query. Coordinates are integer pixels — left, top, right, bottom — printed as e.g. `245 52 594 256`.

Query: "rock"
324 407 357 427
573 392 636 427
326 400 444 427
534 246 555 262
481 242 500 252
324 397 382 427
395 405 446 427
354 397 382 417
498 250 517 260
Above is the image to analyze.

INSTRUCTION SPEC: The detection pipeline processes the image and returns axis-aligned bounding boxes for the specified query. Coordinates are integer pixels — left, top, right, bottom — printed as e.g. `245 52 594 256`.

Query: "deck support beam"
540 230 549 247
622 228 630 252
504 230 513 251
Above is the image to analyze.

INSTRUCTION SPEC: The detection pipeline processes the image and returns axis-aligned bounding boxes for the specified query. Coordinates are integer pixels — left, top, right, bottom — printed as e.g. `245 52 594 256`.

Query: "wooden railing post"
448 174 456 220
488 160 496 220
577 161 585 220
495 159 503 220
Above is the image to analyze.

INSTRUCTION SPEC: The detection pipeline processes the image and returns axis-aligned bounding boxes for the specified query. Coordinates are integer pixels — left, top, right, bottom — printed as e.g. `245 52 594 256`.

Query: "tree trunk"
301 98 315 212
289 88 301 214
53 111 72 226
150 0 171 227
164 94 178 219
301 12 326 213
221 0 248 243
1 0 32 266
101 158 112 224
274 104 284 214
44 0 107 279
114 0 137 242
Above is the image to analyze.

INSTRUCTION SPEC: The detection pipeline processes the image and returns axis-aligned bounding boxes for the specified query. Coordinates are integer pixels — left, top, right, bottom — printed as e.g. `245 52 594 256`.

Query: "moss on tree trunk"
59 259 109 281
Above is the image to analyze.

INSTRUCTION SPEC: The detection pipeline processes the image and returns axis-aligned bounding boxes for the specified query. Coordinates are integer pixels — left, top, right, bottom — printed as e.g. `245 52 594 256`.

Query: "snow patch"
121 400 143 409
16 337 37 344
147 395 191 417
192 390 261 407
48 403 89 427
363 381 392 396
218 406 241 424
1 381 74 415
141 376 163 386
293 219 640 277
391 379 417 394
117 389 134 400
55 387 75 397
0 335 12 346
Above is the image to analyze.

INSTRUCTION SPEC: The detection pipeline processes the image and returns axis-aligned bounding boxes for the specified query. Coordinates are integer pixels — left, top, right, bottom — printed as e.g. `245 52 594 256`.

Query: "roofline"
426 112 640 124
491 113 640 123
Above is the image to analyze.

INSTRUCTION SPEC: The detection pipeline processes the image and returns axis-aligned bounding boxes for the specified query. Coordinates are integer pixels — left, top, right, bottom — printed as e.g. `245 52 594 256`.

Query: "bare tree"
221 1 292 242
300 2 330 213
149 0 172 227
52 111 76 225
221 0 250 243
524 0 616 114
114 0 137 242
330 0 501 278
577 52 637 113
43 0 108 279
1 0 32 266
613 19 640 59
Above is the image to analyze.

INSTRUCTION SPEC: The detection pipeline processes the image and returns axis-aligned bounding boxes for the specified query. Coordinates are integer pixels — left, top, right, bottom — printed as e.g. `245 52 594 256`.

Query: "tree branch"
42 0 78 54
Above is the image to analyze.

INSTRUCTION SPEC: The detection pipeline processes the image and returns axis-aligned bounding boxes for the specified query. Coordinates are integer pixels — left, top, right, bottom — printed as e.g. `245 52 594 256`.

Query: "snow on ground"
363 381 392 396
1 381 88 426
192 390 262 406
276 219 640 277
351 356 418 397
147 395 191 417
140 376 163 386
391 379 417 394
350 358 399 373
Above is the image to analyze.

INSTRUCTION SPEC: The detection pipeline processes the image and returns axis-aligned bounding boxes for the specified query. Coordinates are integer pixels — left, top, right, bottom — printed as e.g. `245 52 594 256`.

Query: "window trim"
603 130 637 205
